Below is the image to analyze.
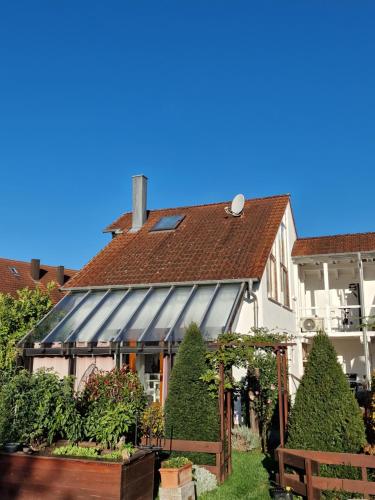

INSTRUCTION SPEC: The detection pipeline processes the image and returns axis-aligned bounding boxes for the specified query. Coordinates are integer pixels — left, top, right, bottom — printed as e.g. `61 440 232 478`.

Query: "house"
292 233 375 389
0 257 77 303
18 175 375 400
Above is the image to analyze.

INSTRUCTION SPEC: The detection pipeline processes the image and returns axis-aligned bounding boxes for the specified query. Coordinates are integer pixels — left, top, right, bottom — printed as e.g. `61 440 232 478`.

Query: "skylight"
9 266 19 276
150 215 185 232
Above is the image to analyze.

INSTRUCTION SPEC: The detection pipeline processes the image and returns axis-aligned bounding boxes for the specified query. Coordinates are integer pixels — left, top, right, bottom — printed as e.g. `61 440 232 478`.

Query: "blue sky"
0 1 374 269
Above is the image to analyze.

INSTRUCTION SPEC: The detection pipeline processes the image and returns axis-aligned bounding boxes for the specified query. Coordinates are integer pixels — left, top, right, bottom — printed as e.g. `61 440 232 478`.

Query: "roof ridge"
297 231 375 241
105 193 291 229
0 257 77 272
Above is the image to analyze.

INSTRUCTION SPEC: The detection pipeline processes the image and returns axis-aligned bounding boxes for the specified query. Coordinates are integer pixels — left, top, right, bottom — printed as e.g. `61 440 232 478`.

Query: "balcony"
299 305 374 336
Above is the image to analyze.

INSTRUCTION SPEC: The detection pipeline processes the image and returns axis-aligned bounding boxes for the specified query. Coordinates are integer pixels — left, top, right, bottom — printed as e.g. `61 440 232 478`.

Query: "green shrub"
287 332 365 452
81 367 147 447
0 286 54 372
0 369 33 444
141 402 164 439
287 333 366 499
161 456 192 468
0 368 82 447
164 323 220 464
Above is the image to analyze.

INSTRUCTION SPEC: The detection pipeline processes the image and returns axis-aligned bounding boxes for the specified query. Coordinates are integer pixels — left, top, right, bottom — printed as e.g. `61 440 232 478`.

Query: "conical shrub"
165 323 219 461
287 332 365 452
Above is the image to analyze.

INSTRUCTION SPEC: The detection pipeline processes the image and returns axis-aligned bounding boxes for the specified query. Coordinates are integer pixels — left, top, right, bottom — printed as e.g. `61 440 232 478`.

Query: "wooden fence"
277 447 375 499
141 437 225 482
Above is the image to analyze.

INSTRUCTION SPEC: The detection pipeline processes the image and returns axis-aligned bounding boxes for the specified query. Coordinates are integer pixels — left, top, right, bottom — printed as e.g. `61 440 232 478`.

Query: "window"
9 266 19 276
150 215 185 231
279 224 287 266
279 223 290 308
280 265 290 308
267 253 278 301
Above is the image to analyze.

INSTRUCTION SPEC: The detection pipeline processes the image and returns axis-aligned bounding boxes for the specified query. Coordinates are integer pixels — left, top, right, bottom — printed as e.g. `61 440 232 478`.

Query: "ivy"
0 285 55 371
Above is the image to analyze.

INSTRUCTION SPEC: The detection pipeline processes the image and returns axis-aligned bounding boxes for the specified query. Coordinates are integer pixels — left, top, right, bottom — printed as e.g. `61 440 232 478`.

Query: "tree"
287 332 365 452
165 323 220 461
0 285 54 371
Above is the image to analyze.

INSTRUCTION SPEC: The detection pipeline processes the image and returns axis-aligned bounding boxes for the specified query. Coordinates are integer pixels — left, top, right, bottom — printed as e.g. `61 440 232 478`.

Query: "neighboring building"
292 233 375 388
0 257 77 303
18 175 375 400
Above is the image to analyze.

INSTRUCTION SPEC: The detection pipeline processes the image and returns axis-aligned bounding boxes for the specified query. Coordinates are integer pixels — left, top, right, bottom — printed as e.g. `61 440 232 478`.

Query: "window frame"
267 252 278 302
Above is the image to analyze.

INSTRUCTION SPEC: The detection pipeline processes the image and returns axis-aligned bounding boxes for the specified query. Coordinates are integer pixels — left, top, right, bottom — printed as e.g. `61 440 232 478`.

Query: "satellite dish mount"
225 194 245 217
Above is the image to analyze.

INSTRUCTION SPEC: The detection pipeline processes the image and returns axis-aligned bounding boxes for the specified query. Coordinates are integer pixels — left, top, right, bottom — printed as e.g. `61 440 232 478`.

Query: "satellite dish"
225 194 245 217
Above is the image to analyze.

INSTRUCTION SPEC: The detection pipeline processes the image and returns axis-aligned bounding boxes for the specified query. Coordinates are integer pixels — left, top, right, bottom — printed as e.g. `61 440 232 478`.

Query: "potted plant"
160 456 192 488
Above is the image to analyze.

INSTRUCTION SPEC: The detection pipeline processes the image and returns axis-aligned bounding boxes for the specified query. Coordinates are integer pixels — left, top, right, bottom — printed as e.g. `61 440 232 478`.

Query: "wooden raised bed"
0 448 155 500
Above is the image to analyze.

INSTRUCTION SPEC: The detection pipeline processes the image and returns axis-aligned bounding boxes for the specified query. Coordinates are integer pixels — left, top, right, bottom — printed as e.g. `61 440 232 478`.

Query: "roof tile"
66 195 290 288
292 232 375 257
0 258 77 302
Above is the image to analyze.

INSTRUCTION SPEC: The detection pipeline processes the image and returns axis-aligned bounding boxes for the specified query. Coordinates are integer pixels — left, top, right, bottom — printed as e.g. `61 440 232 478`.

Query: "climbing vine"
203 327 289 450
0 285 55 372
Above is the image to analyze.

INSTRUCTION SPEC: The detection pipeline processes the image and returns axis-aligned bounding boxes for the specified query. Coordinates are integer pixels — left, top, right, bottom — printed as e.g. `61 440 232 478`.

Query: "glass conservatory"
20 281 246 402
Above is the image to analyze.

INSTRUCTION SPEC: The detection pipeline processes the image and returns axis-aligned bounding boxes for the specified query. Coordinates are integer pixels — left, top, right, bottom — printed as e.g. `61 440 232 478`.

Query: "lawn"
199 451 272 500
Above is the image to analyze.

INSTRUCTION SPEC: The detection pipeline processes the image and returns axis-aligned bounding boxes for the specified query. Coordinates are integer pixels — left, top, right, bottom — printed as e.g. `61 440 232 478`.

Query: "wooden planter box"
0 449 155 500
159 463 192 488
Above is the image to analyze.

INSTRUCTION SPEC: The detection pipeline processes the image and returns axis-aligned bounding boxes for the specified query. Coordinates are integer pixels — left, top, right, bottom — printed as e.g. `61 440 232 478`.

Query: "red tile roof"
66 195 290 288
292 232 375 257
0 258 77 302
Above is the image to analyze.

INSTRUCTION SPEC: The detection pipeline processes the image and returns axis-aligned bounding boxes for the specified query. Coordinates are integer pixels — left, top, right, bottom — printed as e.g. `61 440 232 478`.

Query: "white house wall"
233 201 301 394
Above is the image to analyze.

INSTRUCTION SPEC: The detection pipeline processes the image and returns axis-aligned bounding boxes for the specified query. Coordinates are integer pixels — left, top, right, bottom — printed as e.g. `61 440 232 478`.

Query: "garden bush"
141 402 164 439
232 425 261 452
287 333 366 499
0 368 82 447
366 370 375 444
164 323 220 464
192 465 218 496
81 366 147 447
0 286 54 372
287 332 365 452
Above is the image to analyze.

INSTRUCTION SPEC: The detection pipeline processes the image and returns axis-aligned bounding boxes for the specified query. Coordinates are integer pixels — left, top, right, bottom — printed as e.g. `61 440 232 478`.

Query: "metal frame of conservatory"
19 281 249 358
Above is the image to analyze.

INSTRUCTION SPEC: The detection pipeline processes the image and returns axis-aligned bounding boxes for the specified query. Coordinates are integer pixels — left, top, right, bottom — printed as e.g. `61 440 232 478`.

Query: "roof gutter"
62 277 259 292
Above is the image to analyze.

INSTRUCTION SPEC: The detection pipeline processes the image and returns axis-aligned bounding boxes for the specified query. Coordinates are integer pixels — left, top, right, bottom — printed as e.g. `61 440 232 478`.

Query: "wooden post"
219 362 225 482
278 448 285 488
305 458 313 500
282 348 289 430
276 349 285 447
159 352 163 403
226 390 232 475
362 466 369 499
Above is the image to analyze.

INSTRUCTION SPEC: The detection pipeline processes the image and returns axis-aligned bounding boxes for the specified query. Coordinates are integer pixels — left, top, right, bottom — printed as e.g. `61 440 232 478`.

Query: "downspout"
248 279 259 328
358 252 371 387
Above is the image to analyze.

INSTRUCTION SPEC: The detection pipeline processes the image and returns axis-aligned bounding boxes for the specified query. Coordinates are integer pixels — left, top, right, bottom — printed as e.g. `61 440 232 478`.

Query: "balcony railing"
299 305 367 333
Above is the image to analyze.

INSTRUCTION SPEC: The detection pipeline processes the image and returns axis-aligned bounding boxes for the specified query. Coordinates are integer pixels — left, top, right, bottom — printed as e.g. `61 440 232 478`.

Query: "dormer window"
150 215 185 232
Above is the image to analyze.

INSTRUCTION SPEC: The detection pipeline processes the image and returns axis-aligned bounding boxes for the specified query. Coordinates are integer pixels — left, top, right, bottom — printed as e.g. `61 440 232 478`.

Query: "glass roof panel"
43 291 106 343
71 290 127 342
173 285 216 340
150 215 184 232
122 287 170 341
144 286 193 342
96 288 148 342
201 284 241 340
27 292 87 345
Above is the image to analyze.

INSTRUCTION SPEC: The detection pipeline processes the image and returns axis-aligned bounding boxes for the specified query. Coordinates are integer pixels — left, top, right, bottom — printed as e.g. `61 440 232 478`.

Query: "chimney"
56 266 65 286
30 259 40 280
131 174 148 232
